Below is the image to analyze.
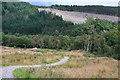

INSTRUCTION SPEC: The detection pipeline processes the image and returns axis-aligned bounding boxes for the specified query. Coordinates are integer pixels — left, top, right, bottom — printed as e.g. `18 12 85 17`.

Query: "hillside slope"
38 8 118 24
51 5 119 16
2 2 73 35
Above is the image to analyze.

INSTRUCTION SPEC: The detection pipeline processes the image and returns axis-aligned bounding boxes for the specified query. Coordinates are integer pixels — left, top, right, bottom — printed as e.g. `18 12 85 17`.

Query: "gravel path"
1 56 69 79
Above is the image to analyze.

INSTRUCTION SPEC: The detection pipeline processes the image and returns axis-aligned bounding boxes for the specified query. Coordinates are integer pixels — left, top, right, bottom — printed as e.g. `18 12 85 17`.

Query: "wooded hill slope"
1 2 119 59
2 2 73 35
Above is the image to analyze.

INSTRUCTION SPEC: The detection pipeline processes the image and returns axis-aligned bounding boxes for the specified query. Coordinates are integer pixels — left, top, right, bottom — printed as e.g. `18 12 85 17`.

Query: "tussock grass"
2 47 118 78
13 50 118 78
2 53 62 66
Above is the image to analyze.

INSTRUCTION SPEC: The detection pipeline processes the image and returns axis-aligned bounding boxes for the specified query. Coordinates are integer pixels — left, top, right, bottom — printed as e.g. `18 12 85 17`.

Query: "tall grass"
2 53 62 66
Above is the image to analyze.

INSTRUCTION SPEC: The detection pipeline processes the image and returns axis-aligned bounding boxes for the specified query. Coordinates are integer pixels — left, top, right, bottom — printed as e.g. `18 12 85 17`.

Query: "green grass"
13 68 39 78
13 67 68 78
1 64 10 66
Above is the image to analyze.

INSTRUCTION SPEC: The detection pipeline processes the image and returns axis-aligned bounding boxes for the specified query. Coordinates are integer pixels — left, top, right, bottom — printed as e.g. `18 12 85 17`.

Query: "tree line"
1 28 119 59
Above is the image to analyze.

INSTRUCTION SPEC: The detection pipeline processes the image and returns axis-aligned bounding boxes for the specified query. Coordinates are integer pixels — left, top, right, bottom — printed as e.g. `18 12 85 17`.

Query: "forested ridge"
2 2 73 35
1 2 119 59
51 5 119 16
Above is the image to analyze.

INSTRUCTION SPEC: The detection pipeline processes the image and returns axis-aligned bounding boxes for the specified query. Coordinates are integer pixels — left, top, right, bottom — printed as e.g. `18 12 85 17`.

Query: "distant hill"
2 2 118 36
30 2 54 6
1 0 22 2
38 8 118 24
51 5 119 16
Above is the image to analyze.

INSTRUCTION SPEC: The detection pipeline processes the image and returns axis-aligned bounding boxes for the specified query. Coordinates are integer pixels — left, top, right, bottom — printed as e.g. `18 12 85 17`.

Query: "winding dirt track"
1 56 69 78
38 8 118 24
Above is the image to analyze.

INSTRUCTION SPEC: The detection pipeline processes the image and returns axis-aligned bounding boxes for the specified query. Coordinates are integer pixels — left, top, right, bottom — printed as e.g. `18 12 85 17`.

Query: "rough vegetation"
1 46 63 66
1 46 118 78
11 47 118 78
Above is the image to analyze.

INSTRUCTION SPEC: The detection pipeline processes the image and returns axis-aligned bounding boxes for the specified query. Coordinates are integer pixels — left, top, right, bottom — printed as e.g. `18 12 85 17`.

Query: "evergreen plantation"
1 2 120 59
2 2 74 35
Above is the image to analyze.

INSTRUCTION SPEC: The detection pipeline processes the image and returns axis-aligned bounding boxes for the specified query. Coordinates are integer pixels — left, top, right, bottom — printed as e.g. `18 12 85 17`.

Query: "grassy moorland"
1 46 63 66
2 47 116 78
1 46 118 78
